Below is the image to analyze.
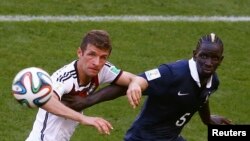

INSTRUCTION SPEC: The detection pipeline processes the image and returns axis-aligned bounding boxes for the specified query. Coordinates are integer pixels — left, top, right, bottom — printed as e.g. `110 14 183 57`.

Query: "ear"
192 50 197 60
217 56 224 66
77 47 83 57
220 55 224 62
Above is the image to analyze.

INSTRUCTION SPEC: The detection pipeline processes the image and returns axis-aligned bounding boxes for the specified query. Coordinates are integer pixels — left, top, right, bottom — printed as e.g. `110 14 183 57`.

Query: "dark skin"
61 85 126 112
62 42 232 125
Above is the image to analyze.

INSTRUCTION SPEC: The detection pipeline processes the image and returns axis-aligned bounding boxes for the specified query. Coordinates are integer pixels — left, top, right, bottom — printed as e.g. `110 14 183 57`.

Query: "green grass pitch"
0 0 249 140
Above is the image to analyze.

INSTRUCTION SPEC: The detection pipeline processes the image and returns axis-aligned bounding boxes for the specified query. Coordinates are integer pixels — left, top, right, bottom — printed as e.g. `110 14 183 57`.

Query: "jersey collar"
188 58 212 88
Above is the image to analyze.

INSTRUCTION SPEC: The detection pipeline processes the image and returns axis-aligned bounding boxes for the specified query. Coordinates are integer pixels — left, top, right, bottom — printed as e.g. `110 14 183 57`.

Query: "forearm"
42 95 87 124
43 94 114 134
198 101 232 125
91 84 127 103
198 101 211 125
62 84 127 111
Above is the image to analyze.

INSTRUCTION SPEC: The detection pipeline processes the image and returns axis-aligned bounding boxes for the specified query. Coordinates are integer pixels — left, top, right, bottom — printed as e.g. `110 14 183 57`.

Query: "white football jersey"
26 60 122 141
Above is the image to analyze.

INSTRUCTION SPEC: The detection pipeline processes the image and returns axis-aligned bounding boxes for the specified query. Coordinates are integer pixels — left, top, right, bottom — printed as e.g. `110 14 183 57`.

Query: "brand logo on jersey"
178 91 189 96
145 69 161 81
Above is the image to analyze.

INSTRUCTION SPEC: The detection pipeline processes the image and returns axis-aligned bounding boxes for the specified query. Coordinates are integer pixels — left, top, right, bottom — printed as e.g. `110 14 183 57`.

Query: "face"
77 44 110 78
193 43 224 78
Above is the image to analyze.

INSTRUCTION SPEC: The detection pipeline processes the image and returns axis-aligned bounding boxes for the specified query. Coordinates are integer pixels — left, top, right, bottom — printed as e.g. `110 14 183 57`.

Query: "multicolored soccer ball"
12 67 53 108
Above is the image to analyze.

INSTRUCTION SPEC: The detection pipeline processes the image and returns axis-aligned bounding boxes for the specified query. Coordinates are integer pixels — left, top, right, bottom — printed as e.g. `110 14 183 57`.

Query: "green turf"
0 1 249 141
1 0 250 15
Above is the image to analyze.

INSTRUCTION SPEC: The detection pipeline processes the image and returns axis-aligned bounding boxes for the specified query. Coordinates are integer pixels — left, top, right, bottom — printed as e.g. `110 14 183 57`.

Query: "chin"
88 72 98 77
202 72 213 78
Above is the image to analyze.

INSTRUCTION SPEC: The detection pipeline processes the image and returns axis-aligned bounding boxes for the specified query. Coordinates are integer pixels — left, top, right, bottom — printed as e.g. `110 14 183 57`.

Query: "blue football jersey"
125 59 219 141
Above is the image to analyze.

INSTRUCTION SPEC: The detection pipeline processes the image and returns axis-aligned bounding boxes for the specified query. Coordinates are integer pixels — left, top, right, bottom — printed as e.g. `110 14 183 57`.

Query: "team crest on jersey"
145 68 161 81
110 66 120 75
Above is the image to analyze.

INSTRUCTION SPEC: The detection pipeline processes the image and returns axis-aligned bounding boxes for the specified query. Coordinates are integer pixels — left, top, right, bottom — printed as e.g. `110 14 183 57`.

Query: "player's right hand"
126 82 142 109
80 115 113 135
126 76 148 109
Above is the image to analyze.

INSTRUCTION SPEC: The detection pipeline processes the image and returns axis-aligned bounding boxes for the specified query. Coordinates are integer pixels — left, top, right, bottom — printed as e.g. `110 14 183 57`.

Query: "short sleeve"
140 64 173 96
98 62 122 84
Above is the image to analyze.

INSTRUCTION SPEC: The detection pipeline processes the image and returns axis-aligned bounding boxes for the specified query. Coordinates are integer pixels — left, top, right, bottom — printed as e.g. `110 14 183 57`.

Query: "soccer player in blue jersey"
63 33 232 141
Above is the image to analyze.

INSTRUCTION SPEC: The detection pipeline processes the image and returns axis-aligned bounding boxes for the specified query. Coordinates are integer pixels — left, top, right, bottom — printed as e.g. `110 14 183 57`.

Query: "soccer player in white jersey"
26 30 146 141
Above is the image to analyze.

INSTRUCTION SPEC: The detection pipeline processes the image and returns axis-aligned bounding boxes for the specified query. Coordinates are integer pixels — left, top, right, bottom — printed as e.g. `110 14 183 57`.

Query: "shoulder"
102 61 121 74
167 59 189 69
104 61 114 67
155 60 191 84
158 59 189 75
51 60 77 82
98 61 122 84
212 73 220 87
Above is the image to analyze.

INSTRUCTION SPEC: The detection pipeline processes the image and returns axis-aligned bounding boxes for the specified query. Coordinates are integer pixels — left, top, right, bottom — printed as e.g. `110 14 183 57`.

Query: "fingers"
211 115 233 125
81 116 113 135
94 118 113 135
126 88 142 109
221 118 233 125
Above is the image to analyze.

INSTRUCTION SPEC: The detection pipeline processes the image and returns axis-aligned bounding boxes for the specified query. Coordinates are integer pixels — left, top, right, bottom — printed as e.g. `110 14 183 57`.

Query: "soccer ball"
12 67 53 108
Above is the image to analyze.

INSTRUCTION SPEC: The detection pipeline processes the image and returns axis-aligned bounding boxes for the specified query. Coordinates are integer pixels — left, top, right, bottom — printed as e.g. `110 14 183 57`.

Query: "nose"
93 57 100 66
205 57 213 66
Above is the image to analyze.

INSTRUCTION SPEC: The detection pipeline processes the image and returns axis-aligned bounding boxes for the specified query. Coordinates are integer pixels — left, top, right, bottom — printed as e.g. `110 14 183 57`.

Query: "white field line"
0 15 250 22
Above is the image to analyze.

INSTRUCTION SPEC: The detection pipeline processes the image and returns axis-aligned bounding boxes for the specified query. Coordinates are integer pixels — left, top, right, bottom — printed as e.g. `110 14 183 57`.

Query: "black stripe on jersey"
57 70 76 82
105 61 113 68
111 70 123 84
41 112 49 141
53 90 60 100
70 70 77 78
58 72 69 82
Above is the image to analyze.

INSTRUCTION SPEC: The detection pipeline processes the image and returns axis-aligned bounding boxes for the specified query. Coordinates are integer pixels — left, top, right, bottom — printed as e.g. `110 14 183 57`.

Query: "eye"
211 56 220 62
200 54 208 59
100 55 108 61
87 52 96 57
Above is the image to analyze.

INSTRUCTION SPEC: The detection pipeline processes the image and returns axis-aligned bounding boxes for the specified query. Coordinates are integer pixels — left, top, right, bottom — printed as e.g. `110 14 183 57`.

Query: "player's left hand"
210 115 233 125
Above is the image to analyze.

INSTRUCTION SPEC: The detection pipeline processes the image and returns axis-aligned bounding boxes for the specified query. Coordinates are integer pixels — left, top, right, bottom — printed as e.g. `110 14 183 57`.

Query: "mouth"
89 68 99 73
203 68 213 74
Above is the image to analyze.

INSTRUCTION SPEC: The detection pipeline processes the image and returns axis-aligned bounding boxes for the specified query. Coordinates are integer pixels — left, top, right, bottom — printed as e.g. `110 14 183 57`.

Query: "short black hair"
196 33 224 52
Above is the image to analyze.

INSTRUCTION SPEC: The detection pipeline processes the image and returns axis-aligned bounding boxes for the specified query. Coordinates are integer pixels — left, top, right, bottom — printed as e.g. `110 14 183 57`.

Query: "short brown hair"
80 30 112 53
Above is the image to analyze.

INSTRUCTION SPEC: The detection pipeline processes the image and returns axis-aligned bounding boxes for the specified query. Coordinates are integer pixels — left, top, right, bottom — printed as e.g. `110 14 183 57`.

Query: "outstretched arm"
42 93 113 134
198 101 232 125
62 84 127 112
62 75 148 111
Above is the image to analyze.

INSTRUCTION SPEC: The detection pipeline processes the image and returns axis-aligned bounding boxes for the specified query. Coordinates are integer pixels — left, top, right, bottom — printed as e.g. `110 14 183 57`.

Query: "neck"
199 74 212 88
79 75 91 86
200 78 208 88
77 61 91 86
